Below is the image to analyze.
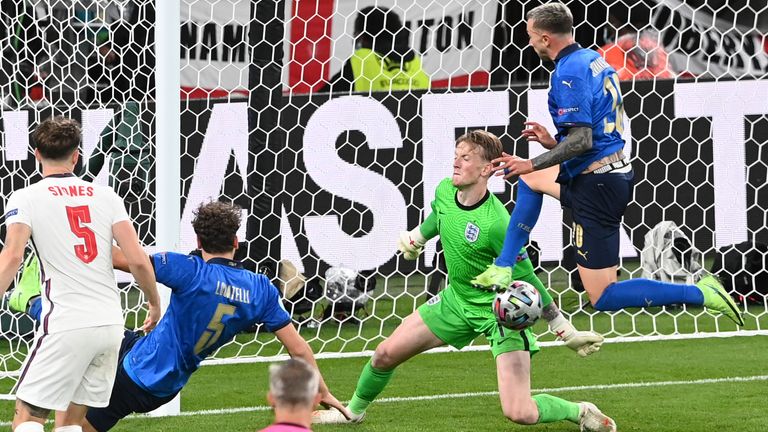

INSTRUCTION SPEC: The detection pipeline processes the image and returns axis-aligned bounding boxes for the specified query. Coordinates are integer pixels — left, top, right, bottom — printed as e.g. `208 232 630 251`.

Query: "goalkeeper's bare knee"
371 346 399 370
501 403 538 425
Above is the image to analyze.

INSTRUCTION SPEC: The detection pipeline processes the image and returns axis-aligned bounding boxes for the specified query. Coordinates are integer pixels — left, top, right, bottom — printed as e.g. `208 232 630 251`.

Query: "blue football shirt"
123 253 292 397
548 43 627 181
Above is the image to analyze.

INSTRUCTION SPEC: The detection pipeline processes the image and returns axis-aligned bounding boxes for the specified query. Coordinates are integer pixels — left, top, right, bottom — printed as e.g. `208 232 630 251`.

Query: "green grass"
2 262 767 430
2 335 762 431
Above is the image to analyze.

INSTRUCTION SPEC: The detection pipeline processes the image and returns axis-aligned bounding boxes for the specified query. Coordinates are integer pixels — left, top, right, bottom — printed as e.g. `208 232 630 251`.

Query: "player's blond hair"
456 130 502 162
527 2 573 35
268 358 320 408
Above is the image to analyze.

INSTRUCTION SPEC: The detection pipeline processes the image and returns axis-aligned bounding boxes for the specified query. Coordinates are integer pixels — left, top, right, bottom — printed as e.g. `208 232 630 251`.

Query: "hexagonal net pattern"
1 0 768 397
0 0 157 395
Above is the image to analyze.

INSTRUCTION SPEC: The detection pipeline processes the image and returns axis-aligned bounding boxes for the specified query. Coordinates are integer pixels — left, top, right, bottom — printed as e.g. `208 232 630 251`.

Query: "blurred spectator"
1 0 50 108
599 31 676 81
259 359 321 432
80 101 150 201
595 2 674 81
320 6 429 93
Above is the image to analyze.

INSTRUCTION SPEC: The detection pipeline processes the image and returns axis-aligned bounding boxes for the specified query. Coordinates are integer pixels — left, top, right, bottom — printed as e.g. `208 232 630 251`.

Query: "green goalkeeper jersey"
420 178 528 306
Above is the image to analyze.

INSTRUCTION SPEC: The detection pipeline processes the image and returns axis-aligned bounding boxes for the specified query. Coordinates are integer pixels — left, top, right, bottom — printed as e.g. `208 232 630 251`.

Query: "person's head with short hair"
452 130 503 189
192 201 241 255
32 116 81 169
526 2 575 61
266 359 322 428
353 6 412 62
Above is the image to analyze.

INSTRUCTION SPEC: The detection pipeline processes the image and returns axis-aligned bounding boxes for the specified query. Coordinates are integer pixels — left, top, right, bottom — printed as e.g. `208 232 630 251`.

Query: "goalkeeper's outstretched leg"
314 126 616 429
496 350 616 431
313 310 445 424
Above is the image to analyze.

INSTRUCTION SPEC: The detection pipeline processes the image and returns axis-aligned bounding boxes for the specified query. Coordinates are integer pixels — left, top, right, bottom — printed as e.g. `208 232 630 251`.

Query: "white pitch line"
1 375 766 427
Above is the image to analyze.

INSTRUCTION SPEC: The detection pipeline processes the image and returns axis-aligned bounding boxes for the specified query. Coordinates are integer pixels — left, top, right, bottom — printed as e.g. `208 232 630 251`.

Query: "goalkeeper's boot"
8 253 42 314
471 264 512 292
312 407 365 424
578 402 616 432
697 275 744 326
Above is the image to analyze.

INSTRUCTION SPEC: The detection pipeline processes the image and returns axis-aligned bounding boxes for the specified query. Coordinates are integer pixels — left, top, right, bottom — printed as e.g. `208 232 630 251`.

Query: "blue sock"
496 180 543 267
28 297 42 321
593 279 704 311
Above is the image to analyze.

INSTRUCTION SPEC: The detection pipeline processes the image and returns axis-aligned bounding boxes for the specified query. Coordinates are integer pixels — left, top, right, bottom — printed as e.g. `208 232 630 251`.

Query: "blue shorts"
86 331 178 432
560 171 633 269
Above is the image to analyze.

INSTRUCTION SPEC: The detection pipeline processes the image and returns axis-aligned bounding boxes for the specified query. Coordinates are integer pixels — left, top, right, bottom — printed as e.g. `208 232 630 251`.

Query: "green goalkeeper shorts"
418 285 539 358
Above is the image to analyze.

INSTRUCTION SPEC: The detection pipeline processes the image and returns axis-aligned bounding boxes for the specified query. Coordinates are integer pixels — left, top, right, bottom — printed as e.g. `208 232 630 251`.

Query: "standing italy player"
471 2 742 326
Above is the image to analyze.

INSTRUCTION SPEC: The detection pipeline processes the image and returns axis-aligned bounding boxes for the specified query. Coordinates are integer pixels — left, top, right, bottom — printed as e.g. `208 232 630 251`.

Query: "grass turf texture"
1 260 765 429
1 335 765 431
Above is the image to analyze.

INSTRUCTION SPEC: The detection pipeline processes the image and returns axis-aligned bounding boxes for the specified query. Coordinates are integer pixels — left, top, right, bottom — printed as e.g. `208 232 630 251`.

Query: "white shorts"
15 325 123 411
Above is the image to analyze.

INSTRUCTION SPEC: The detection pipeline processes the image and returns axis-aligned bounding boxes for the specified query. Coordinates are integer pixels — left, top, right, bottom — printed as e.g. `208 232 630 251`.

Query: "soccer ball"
493 280 542 330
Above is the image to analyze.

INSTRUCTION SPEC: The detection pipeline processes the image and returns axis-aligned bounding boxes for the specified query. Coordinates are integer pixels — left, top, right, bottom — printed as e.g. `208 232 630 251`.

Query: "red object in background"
431 70 489 89
181 87 248 100
288 0 335 93
599 33 676 81
29 85 44 101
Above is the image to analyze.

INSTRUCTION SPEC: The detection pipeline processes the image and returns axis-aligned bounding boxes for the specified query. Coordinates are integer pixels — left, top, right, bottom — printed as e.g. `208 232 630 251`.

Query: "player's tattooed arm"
531 126 592 171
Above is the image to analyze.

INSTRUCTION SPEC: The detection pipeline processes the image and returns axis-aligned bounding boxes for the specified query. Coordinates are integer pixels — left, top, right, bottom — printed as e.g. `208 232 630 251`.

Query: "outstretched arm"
113 220 160 332
493 126 593 178
275 324 351 419
531 126 592 171
397 210 439 261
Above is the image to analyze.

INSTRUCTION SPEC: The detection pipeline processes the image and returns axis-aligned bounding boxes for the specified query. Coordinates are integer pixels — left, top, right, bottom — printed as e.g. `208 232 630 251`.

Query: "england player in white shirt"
0 117 161 432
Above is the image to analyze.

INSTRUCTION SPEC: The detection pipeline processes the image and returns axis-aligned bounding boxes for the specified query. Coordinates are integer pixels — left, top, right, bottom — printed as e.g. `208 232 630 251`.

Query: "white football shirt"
5 174 130 333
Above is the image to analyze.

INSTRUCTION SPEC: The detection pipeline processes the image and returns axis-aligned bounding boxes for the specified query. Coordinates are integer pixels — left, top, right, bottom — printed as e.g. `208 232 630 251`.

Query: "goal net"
1 0 767 396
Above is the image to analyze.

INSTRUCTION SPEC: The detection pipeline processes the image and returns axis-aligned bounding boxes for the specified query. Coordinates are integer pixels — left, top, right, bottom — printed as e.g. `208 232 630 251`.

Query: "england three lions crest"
465 222 480 243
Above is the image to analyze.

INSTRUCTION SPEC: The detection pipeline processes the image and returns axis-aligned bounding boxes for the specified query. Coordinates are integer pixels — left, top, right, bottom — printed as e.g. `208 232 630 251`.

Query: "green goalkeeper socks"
347 360 394 415
533 394 580 423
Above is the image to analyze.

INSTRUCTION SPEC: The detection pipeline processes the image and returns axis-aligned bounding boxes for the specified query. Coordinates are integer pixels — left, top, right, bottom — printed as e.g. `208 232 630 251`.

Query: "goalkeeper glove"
548 315 604 357
397 228 427 260
471 264 512 292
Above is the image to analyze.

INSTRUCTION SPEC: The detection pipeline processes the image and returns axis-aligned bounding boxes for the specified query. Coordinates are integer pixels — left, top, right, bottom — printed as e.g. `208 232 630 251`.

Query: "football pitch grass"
1 334 765 431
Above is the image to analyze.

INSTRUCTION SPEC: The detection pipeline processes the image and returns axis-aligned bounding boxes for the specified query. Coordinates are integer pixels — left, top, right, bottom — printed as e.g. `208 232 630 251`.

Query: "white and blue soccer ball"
493 280 542 330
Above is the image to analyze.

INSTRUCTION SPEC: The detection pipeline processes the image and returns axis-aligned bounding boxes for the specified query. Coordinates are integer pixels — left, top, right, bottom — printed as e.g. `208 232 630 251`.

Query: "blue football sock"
28 297 42 321
593 279 704 311
496 180 543 267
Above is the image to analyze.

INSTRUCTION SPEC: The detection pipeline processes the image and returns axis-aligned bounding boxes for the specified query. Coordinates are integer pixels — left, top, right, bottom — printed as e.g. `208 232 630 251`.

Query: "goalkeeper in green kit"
314 130 615 431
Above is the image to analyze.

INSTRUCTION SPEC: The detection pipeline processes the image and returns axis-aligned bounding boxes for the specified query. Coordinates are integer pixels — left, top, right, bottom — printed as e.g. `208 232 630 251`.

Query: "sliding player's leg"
489 298 599 427
472 167 559 290
313 308 445 424
570 172 742 325
314 286 473 424
347 308 445 418
495 348 615 430
80 331 177 432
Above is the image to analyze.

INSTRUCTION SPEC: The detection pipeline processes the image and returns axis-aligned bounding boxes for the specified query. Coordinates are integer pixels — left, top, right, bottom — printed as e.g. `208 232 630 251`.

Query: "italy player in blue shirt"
471 2 742 326
14 201 349 431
